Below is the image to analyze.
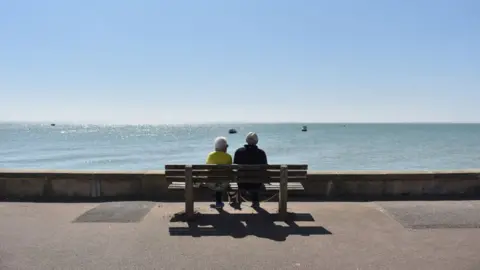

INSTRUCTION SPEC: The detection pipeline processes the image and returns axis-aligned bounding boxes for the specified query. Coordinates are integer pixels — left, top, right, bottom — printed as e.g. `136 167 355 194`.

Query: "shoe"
215 202 224 209
229 201 242 210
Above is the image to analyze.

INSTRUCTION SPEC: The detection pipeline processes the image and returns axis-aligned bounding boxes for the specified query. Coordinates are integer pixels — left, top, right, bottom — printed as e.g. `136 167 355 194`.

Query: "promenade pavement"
1 201 480 270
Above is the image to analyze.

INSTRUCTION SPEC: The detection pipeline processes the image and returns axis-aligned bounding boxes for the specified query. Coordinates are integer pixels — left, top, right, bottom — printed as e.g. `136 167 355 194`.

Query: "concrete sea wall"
1 169 480 201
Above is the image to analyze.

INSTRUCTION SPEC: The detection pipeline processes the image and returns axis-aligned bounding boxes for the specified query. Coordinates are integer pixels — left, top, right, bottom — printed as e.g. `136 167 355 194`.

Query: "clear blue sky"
1 0 479 124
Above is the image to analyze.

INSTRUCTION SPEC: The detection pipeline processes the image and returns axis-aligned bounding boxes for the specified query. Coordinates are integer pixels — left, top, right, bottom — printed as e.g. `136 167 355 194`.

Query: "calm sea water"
1 123 480 171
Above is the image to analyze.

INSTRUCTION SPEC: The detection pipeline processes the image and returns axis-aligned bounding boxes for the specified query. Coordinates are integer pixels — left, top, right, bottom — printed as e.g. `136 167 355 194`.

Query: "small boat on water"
301 125 307 132
51 123 56 127
228 128 237 134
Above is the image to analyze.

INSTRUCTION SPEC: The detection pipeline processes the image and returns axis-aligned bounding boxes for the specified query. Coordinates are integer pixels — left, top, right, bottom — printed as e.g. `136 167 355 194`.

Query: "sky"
0 0 479 124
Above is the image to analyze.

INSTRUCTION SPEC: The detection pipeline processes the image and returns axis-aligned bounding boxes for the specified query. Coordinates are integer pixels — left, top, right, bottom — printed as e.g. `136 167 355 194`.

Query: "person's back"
206 151 232 165
233 144 267 165
233 132 267 207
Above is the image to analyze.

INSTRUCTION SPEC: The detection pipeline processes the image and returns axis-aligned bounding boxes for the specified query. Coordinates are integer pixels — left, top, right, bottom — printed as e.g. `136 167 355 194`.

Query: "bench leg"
278 166 288 220
185 166 194 219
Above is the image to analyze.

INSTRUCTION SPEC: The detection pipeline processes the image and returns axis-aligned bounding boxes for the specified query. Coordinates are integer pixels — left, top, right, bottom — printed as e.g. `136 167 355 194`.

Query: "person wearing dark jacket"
233 132 267 207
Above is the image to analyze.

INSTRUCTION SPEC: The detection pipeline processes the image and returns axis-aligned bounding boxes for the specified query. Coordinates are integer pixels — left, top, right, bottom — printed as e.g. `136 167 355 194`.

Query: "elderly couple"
205 132 268 209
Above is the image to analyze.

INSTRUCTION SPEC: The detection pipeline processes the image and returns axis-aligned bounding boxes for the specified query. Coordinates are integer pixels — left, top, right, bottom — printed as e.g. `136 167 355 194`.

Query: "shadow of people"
170 208 247 238
212 208 248 238
244 206 288 241
169 207 332 241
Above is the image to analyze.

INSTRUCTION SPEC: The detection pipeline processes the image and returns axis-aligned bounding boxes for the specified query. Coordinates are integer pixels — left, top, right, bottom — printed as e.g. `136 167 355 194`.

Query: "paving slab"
74 201 157 223
375 200 480 229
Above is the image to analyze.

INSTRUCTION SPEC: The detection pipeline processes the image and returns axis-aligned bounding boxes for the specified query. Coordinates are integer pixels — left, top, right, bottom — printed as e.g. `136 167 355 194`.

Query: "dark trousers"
238 183 261 203
215 191 223 203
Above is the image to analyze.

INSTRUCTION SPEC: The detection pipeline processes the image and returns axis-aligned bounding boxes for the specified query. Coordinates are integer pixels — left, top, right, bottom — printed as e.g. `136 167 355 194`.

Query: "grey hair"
245 132 258 145
214 136 228 151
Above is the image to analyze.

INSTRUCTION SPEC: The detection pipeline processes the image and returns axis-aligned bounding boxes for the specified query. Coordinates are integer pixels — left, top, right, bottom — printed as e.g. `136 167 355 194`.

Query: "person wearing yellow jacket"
206 136 232 208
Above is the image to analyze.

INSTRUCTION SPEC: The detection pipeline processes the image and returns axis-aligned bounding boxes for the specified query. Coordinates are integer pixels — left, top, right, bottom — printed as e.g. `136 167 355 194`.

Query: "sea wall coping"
1 169 479 201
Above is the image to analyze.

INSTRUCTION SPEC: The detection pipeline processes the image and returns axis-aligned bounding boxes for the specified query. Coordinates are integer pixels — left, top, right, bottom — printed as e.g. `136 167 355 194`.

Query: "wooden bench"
165 164 308 220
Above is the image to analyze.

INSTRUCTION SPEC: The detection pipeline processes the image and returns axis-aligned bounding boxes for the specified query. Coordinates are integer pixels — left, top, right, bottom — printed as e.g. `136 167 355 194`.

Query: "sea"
1 123 480 171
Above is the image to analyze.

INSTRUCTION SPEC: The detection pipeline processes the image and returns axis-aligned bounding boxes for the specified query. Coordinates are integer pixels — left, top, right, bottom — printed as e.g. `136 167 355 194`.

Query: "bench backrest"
165 164 308 183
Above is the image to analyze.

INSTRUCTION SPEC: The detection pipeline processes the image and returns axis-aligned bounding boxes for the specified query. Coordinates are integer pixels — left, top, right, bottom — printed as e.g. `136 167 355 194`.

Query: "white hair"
214 136 228 151
245 132 258 145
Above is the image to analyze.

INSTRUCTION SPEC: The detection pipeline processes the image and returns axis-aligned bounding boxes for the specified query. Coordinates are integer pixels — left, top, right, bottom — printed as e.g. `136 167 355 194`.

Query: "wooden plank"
166 170 235 177
237 183 304 190
168 182 304 191
168 182 187 190
166 164 235 170
236 171 275 178
236 176 306 182
243 175 306 180
191 176 233 183
236 170 306 177
169 182 203 189
191 165 268 170
229 183 304 191
281 176 307 180
235 165 276 170
166 176 186 181
289 164 308 170
165 170 186 177
167 175 306 182
165 164 308 170
193 170 235 177
267 186 303 191
265 183 304 190
184 166 194 219
235 177 273 183
166 176 232 182
165 165 187 169
235 164 308 170
166 169 306 177
278 165 288 220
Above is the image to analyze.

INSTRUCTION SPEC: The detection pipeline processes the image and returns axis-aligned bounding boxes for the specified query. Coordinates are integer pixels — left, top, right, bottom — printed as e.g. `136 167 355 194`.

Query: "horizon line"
2 120 480 126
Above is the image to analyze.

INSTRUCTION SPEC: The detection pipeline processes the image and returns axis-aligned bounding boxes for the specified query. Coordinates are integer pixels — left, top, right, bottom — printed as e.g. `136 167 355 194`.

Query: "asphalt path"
1 201 479 270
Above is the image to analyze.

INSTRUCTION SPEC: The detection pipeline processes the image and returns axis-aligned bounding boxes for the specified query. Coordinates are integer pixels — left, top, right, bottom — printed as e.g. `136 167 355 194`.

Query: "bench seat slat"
165 176 307 182
168 182 304 191
230 183 304 191
165 164 307 170
166 176 232 182
165 170 306 177
236 170 306 177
